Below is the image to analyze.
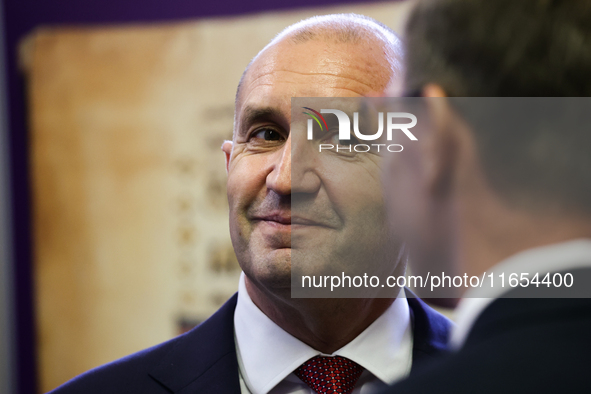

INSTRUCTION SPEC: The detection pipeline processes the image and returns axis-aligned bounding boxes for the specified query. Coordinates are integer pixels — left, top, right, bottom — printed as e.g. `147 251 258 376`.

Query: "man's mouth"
253 213 332 228
258 214 291 225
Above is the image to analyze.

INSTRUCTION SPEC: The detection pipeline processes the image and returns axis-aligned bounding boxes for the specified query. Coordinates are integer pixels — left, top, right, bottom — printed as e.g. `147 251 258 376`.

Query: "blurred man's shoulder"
386 297 591 393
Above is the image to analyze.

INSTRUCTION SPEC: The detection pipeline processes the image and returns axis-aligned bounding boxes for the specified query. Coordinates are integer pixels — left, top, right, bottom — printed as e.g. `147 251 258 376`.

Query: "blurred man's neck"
458 189 591 280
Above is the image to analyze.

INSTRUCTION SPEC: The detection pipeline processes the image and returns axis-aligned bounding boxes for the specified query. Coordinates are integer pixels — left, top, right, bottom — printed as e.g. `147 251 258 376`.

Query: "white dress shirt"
451 238 591 350
234 272 413 394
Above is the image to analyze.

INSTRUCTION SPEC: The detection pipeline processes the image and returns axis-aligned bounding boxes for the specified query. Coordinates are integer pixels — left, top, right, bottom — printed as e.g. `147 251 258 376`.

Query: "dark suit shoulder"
47 333 188 394
384 298 591 394
48 294 239 394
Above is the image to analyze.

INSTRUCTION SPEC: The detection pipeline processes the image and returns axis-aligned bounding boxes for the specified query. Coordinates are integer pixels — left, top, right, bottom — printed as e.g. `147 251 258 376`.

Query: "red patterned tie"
294 355 364 394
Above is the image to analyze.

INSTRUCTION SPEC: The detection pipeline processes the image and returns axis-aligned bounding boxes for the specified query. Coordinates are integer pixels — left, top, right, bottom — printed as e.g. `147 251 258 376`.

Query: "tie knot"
294 355 364 394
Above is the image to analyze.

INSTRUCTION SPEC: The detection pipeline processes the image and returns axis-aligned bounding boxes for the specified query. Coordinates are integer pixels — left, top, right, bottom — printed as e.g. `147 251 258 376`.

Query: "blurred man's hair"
405 0 591 96
404 0 591 215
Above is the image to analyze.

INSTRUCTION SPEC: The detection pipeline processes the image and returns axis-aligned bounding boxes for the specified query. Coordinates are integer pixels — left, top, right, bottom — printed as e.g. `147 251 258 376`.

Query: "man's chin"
244 249 292 287
265 246 291 262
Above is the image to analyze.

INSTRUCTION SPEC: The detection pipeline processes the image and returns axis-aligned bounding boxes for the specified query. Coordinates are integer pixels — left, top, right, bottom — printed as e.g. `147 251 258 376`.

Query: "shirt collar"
451 238 591 350
234 272 413 393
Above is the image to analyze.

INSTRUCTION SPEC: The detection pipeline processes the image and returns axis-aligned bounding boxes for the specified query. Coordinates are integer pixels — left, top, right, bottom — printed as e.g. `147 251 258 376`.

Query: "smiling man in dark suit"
380 0 591 393
50 14 451 394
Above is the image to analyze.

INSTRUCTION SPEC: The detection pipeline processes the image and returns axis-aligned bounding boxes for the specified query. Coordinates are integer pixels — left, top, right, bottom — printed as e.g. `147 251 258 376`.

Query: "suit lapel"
406 289 452 374
149 294 241 394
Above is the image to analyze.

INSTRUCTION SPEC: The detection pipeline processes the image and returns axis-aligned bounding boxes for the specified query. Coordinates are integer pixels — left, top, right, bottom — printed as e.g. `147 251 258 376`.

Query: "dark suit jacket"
382 294 591 393
49 292 451 394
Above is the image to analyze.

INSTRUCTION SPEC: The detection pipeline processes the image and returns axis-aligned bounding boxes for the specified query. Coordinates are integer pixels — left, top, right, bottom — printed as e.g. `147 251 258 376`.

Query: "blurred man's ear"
421 84 459 199
422 84 447 98
221 140 233 174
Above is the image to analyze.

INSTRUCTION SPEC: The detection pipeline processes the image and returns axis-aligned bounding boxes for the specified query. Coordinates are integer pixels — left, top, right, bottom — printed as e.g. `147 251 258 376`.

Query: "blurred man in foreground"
50 14 451 394
381 0 591 393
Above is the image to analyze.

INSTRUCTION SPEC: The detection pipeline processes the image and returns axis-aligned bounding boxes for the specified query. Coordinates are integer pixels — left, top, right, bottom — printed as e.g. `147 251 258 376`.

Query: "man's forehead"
237 39 395 110
236 40 393 126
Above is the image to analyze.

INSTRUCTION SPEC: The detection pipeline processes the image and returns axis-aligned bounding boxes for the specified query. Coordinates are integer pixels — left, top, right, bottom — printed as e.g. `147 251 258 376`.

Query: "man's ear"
221 140 233 174
422 84 447 99
421 84 459 198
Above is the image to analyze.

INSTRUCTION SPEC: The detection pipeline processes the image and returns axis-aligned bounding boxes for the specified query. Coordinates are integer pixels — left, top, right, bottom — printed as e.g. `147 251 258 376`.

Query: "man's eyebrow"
238 106 284 135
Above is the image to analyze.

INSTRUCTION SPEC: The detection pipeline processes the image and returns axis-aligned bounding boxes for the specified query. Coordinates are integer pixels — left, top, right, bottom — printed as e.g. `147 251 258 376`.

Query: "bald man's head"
224 13 408 307
235 13 403 109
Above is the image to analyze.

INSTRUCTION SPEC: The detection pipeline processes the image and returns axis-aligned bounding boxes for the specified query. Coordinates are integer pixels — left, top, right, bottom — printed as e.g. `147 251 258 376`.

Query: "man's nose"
266 134 321 196
266 135 292 196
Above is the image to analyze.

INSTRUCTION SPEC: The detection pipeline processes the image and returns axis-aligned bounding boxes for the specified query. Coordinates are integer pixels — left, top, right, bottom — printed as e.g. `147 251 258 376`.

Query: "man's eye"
252 128 283 141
